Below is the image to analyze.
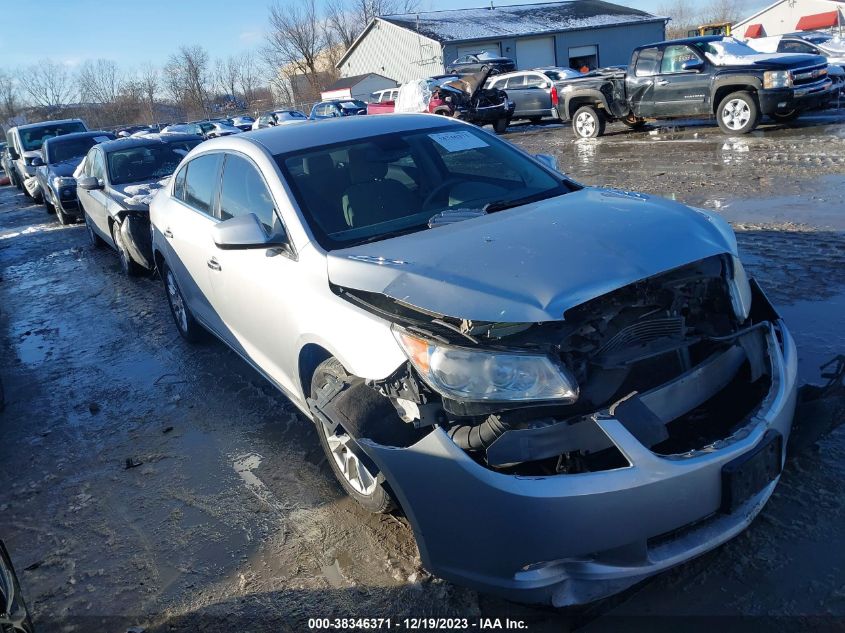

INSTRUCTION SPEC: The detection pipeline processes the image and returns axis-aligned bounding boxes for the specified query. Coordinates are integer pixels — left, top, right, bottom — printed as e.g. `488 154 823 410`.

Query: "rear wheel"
572 105 606 138
311 358 396 514
716 91 760 134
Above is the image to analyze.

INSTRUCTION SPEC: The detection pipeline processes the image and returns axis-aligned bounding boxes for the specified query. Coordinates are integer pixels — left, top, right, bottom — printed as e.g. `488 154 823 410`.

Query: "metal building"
336 0 667 85
735 0 844 39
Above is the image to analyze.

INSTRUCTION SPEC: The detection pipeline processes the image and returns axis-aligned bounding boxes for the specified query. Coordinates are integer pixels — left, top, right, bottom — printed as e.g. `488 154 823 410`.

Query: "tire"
572 105 606 139
84 210 106 248
111 221 143 277
311 358 396 514
771 110 800 124
54 201 71 226
161 260 204 343
493 117 510 134
716 91 760 134
43 194 54 214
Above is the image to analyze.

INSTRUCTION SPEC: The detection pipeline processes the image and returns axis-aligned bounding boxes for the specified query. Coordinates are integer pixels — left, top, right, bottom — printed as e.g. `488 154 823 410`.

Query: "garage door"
516 37 555 70
456 42 501 58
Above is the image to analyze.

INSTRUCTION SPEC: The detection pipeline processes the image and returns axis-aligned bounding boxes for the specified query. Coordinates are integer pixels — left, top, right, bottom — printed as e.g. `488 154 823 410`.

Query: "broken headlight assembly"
393 328 579 403
728 256 752 322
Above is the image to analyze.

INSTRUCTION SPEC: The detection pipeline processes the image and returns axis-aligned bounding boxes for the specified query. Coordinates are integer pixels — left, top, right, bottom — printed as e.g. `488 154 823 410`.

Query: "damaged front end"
439 70 514 124
322 253 797 605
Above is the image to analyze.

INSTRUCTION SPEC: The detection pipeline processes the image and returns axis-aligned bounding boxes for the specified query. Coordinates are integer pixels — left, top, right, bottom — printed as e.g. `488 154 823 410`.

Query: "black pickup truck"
558 35 834 138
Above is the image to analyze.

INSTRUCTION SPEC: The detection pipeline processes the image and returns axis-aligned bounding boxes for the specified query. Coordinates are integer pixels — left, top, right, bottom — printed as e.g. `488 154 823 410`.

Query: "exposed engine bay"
330 255 778 476
437 70 512 124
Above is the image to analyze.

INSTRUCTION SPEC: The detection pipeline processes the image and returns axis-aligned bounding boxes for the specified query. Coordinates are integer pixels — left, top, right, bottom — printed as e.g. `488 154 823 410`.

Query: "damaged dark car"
431 71 515 133
149 115 797 606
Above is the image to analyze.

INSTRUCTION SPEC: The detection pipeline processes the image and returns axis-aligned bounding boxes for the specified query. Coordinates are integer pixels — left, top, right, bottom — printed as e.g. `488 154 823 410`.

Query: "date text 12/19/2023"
307 618 529 630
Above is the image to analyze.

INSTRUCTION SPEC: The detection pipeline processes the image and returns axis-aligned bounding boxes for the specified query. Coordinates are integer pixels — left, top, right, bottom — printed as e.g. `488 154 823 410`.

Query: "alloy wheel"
166 269 188 334
575 111 596 137
321 422 377 496
722 98 751 131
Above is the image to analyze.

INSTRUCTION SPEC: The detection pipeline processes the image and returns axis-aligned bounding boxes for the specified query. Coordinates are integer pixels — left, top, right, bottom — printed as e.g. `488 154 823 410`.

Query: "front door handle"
207 257 221 271
163 228 173 238
656 80 670 86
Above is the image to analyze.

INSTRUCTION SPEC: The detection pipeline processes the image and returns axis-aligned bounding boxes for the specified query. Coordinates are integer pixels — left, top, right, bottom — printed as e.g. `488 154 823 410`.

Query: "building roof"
380 0 662 43
323 73 394 91
734 0 845 31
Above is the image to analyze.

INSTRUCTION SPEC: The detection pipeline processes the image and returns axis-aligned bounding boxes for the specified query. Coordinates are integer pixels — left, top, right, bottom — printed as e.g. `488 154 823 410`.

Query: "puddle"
779 290 845 384
14 328 55 365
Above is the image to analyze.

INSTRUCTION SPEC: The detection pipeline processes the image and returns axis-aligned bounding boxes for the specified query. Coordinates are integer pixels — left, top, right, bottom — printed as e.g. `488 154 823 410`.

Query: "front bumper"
361 320 798 606
120 212 154 269
759 78 835 114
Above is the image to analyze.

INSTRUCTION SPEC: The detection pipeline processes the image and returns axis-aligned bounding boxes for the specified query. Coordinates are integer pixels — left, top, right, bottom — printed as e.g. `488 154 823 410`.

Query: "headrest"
304 153 334 175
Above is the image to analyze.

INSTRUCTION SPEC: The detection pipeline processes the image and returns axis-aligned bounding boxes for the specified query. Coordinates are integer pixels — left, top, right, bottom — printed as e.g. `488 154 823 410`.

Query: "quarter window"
173 165 187 201
219 154 277 232
182 154 221 215
635 47 661 77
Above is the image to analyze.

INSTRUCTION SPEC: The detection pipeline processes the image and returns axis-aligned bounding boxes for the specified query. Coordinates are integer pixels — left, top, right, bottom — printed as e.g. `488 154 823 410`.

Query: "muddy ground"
1 114 844 633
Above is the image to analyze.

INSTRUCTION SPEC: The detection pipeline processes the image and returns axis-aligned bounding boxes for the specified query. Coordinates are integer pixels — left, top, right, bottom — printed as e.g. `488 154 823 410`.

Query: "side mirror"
212 213 288 250
681 59 704 72
77 176 103 191
31 156 44 167
534 153 560 172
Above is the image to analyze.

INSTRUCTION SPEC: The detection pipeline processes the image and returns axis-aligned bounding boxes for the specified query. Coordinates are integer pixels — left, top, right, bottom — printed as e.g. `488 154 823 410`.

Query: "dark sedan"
309 100 367 119
446 53 515 75
34 131 116 225
76 134 202 276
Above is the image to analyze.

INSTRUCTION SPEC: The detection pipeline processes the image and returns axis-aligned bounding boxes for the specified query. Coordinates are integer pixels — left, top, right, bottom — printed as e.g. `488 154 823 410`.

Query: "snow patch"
122 178 169 207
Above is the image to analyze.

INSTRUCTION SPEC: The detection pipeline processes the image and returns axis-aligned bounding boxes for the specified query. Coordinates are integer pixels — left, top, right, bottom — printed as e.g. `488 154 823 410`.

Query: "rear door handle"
207 258 221 271
163 228 173 238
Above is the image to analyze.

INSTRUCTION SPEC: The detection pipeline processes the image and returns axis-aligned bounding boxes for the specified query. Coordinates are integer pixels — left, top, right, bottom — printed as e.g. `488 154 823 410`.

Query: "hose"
447 415 509 451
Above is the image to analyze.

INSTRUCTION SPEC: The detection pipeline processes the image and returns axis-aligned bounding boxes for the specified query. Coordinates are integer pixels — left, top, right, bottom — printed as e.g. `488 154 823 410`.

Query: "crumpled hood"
326 188 737 323
441 68 493 100
110 179 169 210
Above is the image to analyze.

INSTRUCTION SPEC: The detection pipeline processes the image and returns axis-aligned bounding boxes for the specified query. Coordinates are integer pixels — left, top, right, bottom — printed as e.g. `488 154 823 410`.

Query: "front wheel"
311 358 396 514
84 210 106 248
572 105 606 138
771 109 800 123
162 261 204 342
716 91 760 134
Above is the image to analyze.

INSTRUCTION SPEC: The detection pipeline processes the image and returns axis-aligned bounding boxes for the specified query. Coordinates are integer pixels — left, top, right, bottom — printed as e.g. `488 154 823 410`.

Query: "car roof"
43 131 113 145
96 134 202 153
13 118 86 132
212 113 463 156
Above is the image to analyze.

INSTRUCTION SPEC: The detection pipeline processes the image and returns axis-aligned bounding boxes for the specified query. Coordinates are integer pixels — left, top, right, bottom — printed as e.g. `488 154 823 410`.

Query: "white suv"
150 114 797 606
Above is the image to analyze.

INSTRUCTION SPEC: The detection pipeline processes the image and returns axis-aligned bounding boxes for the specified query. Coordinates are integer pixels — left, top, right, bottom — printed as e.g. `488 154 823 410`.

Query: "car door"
521 73 552 115
163 152 227 332
651 44 709 117
502 74 529 116
206 152 300 396
628 47 661 118
77 148 112 241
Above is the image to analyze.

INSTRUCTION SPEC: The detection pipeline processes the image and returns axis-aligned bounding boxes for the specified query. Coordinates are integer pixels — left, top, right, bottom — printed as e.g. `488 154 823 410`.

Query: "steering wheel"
421 178 463 211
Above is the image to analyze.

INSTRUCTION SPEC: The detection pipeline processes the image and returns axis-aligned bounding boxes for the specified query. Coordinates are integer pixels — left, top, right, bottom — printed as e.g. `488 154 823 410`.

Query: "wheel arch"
565 92 608 120
713 83 760 114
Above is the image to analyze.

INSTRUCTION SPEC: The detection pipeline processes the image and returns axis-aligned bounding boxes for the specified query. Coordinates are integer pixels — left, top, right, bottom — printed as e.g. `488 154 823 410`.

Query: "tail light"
550 85 559 107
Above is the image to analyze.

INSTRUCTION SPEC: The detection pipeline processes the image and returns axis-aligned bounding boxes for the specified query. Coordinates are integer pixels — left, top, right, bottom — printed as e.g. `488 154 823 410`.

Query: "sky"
0 0 771 71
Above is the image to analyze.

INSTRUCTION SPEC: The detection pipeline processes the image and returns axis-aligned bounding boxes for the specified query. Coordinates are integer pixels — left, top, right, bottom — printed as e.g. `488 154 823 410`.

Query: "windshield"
20 122 87 151
278 125 571 250
107 140 201 185
340 101 366 110
277 111 306 120
47 135 111 163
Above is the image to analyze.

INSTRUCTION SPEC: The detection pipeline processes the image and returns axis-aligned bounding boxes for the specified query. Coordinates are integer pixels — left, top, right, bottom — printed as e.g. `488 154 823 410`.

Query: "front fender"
117 211 154 269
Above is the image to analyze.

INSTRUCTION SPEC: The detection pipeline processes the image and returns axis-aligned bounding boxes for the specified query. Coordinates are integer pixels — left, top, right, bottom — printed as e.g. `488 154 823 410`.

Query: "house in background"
336 0 667 85
735 0 844 39
320 73 398 102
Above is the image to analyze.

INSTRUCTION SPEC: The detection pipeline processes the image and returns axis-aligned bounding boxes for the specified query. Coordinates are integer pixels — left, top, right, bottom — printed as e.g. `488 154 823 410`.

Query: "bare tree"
700 0 748 25
24 60 76 110
138 63 159 122
78 59 123 104
658 0 697 39
0 69 20 127
164 45 212 118
236 53 263 108
326 0 420 50
660 0 749 38
215 55 240 101
265 0 328 95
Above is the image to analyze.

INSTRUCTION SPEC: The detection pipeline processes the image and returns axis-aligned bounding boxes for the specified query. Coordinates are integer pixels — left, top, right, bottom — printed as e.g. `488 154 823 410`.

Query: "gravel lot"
1 114 844 632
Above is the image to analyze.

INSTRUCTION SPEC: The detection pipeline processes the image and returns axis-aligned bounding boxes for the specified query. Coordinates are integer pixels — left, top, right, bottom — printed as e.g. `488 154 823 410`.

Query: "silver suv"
149 114 797 606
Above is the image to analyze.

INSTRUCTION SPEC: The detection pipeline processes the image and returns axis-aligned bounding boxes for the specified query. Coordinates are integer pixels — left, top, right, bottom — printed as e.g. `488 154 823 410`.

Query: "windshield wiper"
482 188 565 213
350 224 427 246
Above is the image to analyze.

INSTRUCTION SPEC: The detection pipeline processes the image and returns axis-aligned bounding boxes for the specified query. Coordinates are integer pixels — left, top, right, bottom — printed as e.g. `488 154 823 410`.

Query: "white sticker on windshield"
429 131 489 152
94 136 111 142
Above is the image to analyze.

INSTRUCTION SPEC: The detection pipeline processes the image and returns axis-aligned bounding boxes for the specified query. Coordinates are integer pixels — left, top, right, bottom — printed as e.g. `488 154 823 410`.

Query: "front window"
660 45 701 74
107 140 200 185
278 125 573 250
19 122 87 151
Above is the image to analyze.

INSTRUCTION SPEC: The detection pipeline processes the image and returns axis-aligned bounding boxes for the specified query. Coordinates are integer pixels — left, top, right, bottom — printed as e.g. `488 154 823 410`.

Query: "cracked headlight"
764 70 792 89
728 256 752 322
53 176 75 189
394 328 579 403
